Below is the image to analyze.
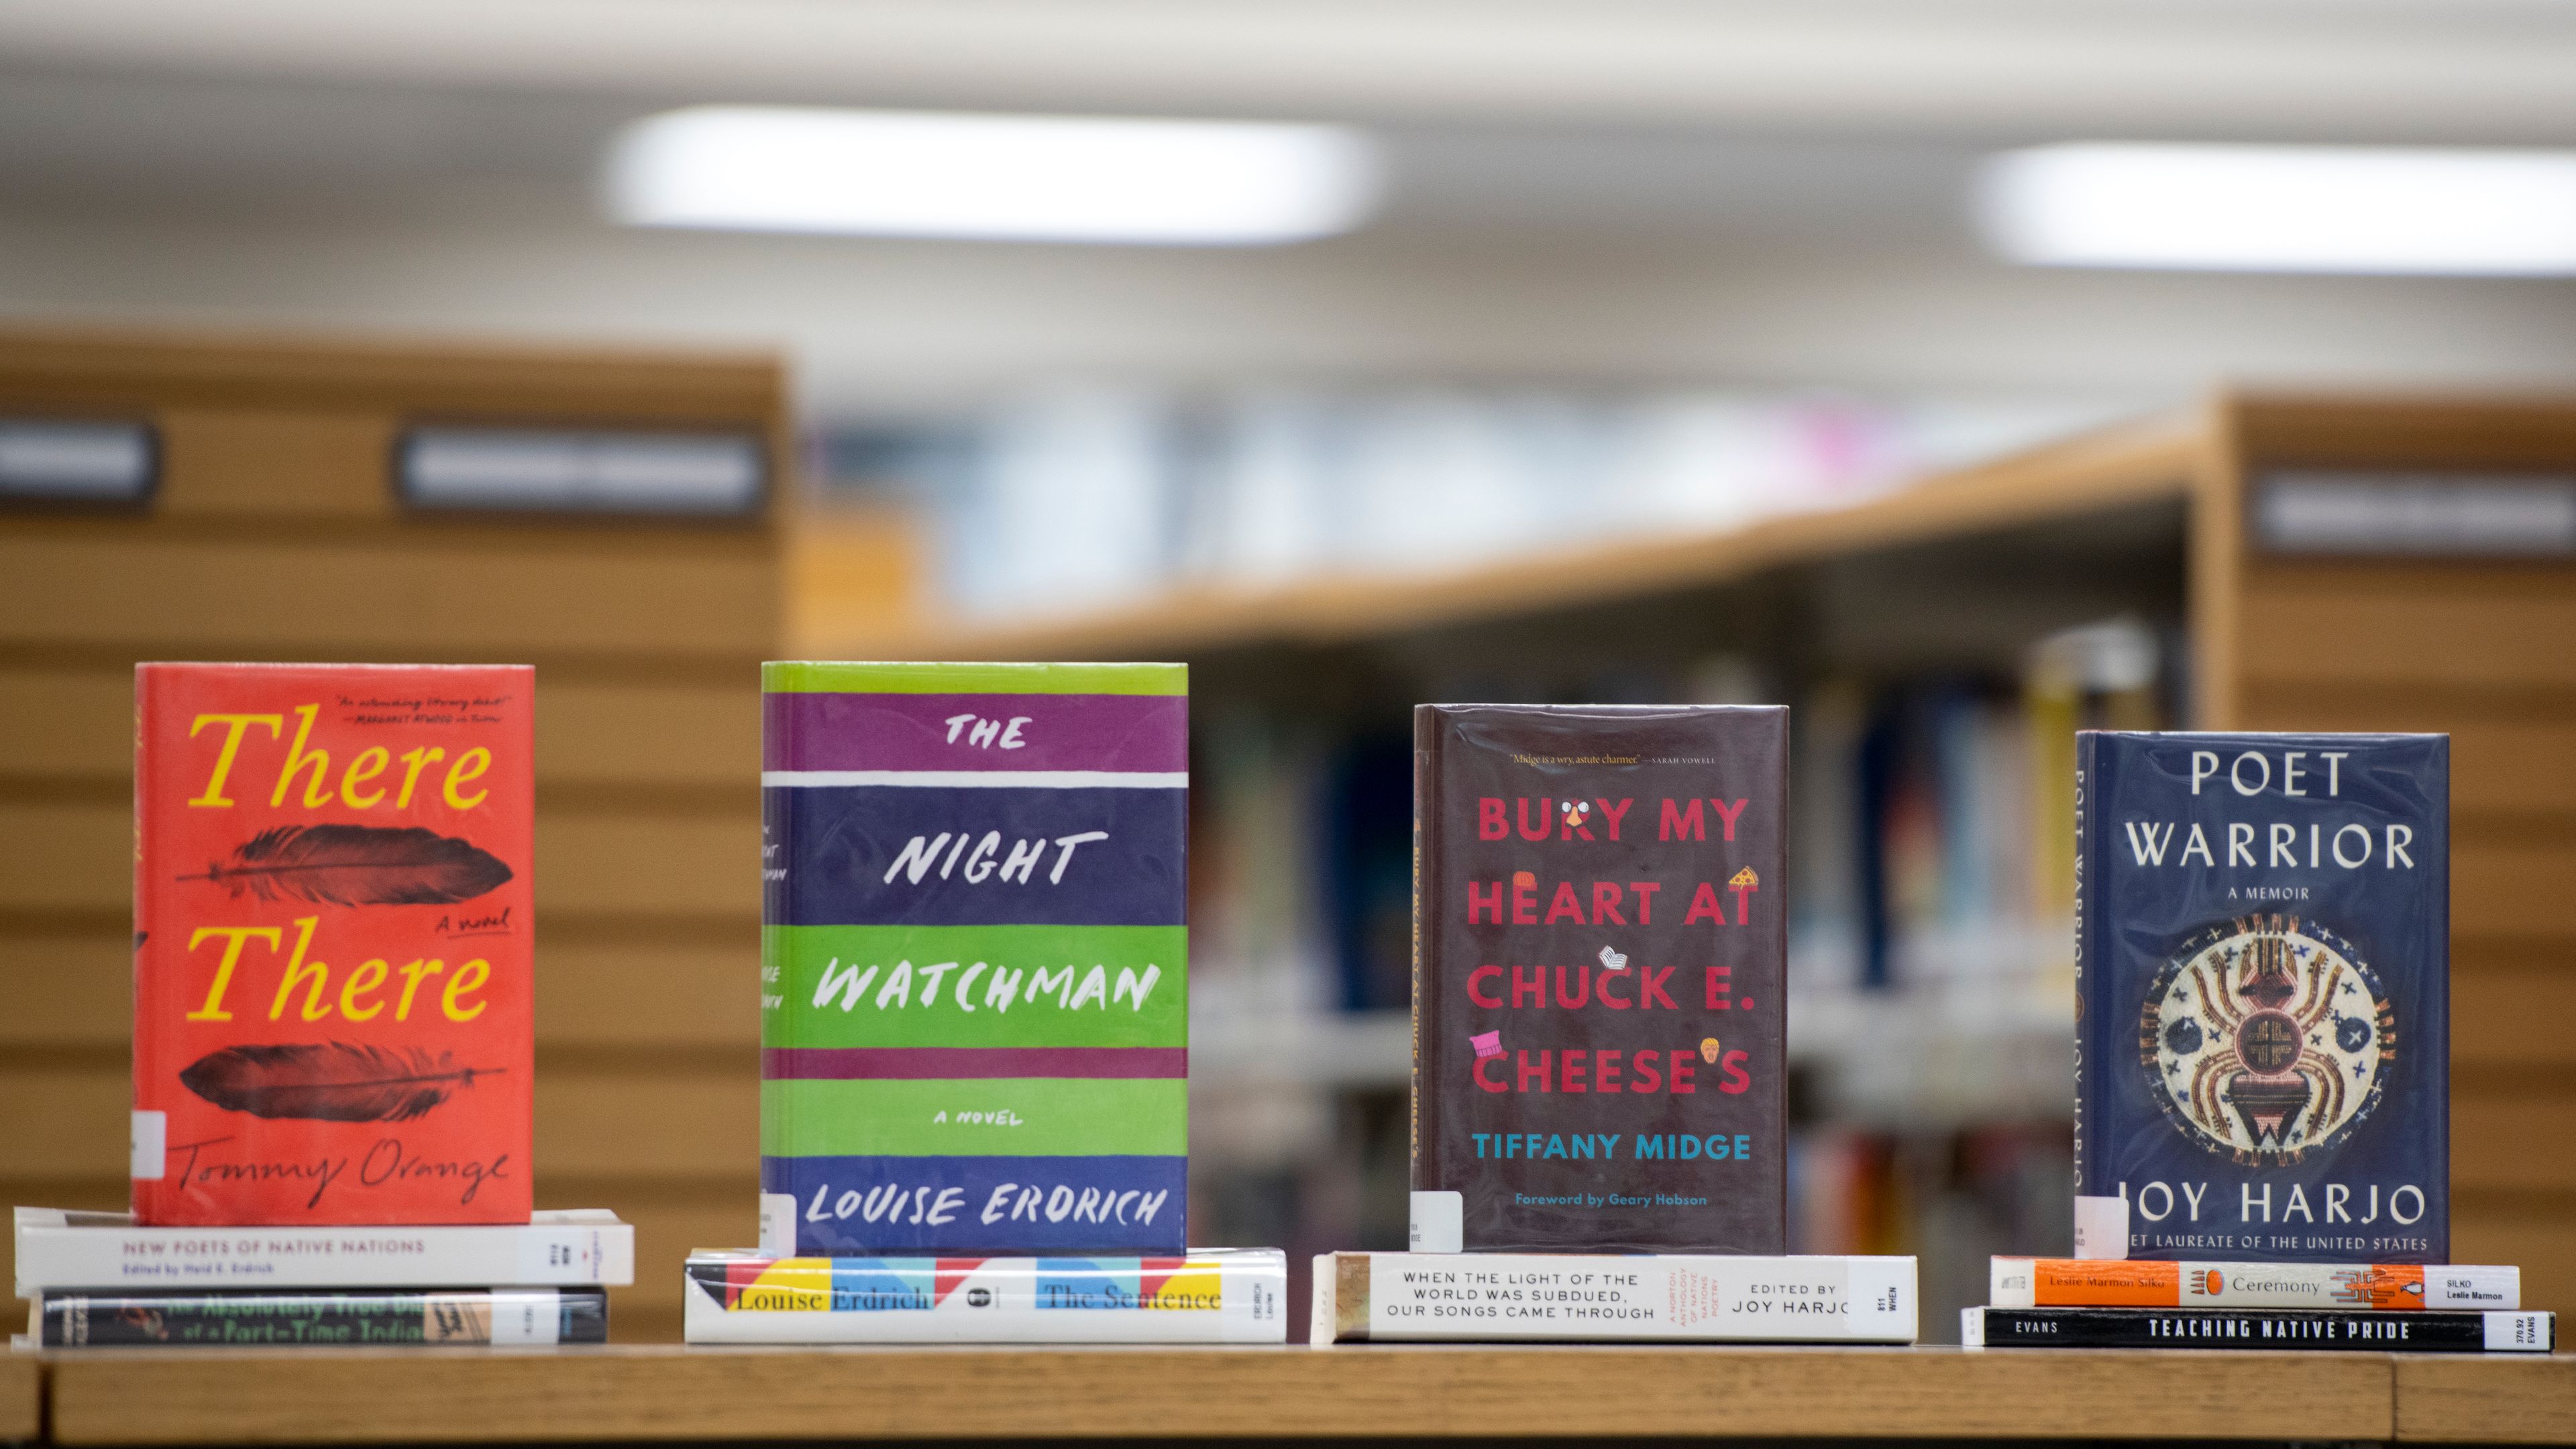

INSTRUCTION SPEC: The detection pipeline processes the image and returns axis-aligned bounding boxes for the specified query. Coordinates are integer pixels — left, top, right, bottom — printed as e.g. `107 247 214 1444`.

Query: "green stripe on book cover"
762 661 1187 696
759 1077 1187 1157
764 925 1185 1049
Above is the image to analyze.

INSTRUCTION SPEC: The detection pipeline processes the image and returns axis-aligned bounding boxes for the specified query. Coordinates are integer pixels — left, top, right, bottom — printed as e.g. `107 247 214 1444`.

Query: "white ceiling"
4 1 2576 415
8 0 2576 141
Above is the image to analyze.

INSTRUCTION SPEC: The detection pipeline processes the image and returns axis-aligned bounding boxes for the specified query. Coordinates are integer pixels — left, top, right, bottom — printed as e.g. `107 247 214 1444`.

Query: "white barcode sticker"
1408 1191 1462 1253
2073 1195 2129 1260
129 1111 166 1181
760 1193 798 1256
489 1290 561 1346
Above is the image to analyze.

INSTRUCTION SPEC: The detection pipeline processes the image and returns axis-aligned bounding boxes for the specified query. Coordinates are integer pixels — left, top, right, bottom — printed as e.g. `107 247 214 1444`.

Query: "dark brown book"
1412 704 1786 1252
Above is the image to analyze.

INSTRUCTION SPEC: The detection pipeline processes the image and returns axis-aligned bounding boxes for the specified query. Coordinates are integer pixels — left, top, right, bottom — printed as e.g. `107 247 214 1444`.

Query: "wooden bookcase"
0 327 790 1345
810 390 2576 1316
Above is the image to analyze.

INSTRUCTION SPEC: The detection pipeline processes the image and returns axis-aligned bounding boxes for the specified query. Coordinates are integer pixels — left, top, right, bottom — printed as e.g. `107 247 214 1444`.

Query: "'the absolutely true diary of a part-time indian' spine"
760 662 1188 1256
1412 705 1787 1253
2074 732 2448 1263
133 664 534 1226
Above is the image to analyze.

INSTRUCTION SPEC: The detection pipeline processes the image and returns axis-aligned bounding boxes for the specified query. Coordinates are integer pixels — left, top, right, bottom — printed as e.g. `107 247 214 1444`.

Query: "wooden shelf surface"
2395 1354 2576 1444
34 1342 2569 1445
809 410 2206 661
0 1354 35 1446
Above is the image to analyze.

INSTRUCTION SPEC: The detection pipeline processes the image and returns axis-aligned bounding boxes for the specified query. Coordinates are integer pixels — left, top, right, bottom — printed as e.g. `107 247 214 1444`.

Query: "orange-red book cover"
133 663 534 1225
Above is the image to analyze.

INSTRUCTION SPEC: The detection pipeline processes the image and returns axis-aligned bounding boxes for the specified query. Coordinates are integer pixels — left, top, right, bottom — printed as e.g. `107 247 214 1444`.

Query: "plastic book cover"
1412 704 1787 1253
683 1249 1283 1342
760 662 1187 1255
2074 732 2448 1262
132 663 534 1226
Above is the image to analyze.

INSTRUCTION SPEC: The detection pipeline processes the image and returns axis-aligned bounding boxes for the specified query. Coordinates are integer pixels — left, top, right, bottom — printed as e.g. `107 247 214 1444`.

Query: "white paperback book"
1312 1252 1917 1344
682 1248 1287 1344
13 1207 634 1295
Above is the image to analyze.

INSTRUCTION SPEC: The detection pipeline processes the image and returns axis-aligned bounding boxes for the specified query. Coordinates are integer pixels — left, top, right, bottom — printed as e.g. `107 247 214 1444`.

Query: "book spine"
1990 1257 2520 1310
1326 1252 1915 1343
1407 707 1438 1210
13 1221 634 1295
682 1251 1284 1344
38 1289 604 1347
2070 731 2100 1219
1966 1306 2550 1352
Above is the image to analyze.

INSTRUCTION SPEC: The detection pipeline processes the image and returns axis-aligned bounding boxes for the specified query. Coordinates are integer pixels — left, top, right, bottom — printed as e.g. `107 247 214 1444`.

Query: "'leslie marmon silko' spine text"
1314 1252 1913 1343
1991 1255 2516 1311
1965 1305 2549 1352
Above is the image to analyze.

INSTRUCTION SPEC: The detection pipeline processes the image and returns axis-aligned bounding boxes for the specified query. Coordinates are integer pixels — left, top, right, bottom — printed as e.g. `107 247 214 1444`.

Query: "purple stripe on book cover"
763 1046 1190 1080
764 692 1187 773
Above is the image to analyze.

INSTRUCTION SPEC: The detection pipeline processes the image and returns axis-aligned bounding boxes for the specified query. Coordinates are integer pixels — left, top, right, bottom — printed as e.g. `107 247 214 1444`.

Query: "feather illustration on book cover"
133 663 534 1225
2074 732 2449 1262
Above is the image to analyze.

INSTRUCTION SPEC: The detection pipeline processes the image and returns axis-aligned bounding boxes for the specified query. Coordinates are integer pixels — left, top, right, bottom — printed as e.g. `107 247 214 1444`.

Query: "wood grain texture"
0 1351 37 1446
157 408 397 520
0 535 776 659
2454 1093 2576 1193
2393 1354 2576 1444
2457 845 2576 941
41 1344 2393 1444
2237 583 2576 692
535 1070 755 1182
2456 967 2576 1070
0 325 781 422
0 1064 126 1179
2232 390 2576 471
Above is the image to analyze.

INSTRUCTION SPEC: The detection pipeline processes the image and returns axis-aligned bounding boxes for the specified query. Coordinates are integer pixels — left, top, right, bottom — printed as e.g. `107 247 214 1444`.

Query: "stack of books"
1968 731 2550 1354
1969 1254 2542 1352
32 665 628 1348
684 662 1287 1344
1313 706 1915 1345
17 1208 628 1348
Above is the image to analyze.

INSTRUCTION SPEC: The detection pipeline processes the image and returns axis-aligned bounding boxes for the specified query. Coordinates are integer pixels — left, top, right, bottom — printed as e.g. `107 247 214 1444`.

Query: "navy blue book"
2074 732 2448 1263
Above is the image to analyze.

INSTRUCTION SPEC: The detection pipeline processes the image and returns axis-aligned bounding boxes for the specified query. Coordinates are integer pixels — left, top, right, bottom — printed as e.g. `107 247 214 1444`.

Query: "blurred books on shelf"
808 388 2131 622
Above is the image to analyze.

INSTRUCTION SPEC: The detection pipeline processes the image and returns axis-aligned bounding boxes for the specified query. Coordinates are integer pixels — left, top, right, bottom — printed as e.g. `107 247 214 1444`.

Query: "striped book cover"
758 662 1187 1255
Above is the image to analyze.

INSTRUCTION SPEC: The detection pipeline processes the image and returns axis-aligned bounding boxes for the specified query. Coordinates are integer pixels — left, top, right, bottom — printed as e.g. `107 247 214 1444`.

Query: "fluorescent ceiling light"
605 105 1382 246
1976 143 2576 275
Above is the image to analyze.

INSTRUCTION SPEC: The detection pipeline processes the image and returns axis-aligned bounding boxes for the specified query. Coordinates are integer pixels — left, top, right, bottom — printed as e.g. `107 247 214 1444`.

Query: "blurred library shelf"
23 1342 2576 1446
804 387 2576 1340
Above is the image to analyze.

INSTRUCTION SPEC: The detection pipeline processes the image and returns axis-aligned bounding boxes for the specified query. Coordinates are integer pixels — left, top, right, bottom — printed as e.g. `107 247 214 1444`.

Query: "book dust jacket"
760 662 1187 1255
2075 732 2449 1262
133 664 534 1226
1413 704 1787 1252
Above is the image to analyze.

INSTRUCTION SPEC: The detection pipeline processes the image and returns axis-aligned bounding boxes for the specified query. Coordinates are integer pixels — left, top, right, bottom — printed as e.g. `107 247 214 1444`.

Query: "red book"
133 664 534 1225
